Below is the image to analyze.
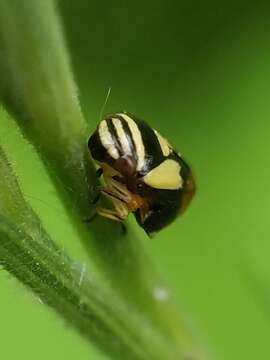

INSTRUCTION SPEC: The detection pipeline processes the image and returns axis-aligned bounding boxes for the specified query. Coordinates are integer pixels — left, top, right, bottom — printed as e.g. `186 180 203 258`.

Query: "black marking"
106 118 123 156
132 115 164 175
134 187 182 234
115 114 138 166
88 129 108 162
174 153 190 187
88 127 116 167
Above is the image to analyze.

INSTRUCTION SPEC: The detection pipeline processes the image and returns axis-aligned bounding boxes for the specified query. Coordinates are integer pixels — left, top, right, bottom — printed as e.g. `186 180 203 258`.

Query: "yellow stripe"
98 120 119 159
112 118 132 155
117 113 145 171
154 129 171 157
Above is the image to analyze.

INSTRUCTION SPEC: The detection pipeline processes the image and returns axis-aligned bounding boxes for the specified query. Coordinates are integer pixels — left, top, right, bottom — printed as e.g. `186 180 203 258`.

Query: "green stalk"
0 146 135 358
0 217 139 360
0 146 188 360
0 1 204 359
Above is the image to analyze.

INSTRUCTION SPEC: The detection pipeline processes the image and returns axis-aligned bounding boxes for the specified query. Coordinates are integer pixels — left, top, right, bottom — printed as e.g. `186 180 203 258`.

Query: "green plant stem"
0 0 97 211
0 0 203 359
0 218 136 360
0 146 133 358
0 146 189 360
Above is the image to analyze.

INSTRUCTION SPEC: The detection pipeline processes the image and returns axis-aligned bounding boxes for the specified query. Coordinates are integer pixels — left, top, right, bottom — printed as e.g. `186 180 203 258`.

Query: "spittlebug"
88 112 195 235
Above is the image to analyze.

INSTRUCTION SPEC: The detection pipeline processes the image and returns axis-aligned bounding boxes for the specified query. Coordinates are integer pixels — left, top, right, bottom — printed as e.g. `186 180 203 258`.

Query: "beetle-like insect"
88 112 195 235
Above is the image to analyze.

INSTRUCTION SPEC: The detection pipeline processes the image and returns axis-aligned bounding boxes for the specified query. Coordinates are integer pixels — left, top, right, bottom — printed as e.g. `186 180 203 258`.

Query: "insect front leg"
96 207 124 222
104 178 144 212
98 191 129 220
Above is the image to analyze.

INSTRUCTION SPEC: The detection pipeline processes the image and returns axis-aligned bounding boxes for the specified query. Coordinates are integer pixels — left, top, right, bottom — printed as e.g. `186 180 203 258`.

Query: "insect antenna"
99 87 111 121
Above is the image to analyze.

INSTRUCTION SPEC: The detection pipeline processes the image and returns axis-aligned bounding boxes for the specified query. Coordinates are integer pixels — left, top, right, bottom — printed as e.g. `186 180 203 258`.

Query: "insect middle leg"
103 179 132 203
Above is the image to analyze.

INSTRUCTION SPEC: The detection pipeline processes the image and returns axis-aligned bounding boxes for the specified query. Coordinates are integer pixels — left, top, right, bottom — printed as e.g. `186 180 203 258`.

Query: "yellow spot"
143 159 182 190
99 120 119 159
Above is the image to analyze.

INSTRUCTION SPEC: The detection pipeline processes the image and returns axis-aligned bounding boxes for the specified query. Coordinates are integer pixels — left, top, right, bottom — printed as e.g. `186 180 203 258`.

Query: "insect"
88 112 195 235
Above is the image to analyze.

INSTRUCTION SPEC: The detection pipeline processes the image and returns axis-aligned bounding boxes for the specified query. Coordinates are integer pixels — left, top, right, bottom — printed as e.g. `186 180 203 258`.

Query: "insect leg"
104 180 132 204
100 191 129 219
95 204 128 234
100 188 126 203
96 207 123 222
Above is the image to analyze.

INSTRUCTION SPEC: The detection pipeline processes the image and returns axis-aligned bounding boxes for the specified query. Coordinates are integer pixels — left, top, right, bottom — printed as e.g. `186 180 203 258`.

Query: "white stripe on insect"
117 113 145 171
98 120 119 159
112 118 132 155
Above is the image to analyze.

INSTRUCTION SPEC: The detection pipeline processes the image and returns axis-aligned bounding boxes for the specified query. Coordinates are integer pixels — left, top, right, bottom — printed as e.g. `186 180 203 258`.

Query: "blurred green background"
1 0 270 359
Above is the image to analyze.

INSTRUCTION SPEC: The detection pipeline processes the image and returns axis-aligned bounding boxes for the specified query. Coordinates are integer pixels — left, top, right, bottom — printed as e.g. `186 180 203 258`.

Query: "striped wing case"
88 112 195 234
